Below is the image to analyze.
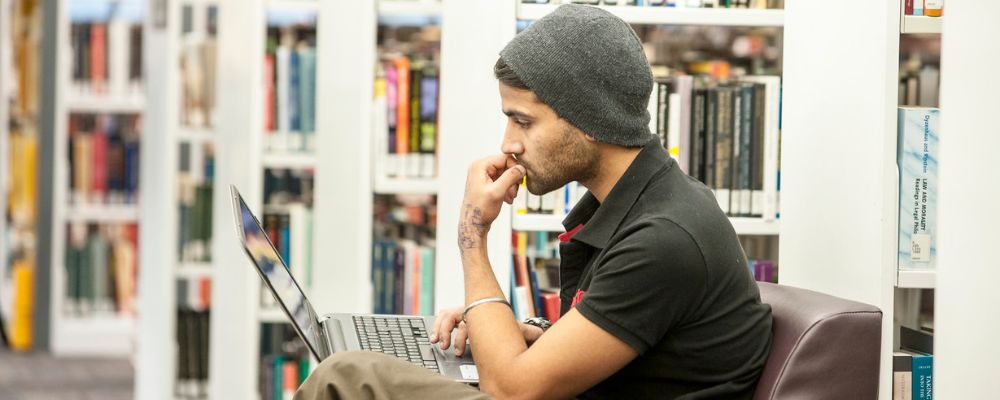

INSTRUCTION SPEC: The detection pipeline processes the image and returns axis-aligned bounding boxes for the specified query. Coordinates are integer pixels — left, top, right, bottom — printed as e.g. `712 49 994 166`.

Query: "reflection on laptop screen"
237 196 321 355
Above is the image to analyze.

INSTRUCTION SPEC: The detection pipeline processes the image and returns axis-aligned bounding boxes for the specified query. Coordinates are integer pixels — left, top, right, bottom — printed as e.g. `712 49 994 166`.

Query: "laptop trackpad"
436 344 477 381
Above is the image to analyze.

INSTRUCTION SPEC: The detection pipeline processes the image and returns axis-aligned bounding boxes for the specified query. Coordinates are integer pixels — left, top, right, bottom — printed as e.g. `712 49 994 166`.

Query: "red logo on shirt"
559 224 584 243
570 289 585 308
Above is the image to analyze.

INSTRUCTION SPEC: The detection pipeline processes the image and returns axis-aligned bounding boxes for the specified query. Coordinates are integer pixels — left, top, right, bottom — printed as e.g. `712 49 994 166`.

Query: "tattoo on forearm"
458 204 488 253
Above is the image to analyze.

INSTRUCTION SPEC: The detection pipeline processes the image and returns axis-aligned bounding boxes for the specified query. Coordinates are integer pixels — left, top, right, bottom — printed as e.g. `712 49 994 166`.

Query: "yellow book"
11 259 33 351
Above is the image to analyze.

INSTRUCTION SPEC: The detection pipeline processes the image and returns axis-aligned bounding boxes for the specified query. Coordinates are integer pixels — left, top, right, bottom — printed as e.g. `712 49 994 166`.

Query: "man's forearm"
458 208 528 391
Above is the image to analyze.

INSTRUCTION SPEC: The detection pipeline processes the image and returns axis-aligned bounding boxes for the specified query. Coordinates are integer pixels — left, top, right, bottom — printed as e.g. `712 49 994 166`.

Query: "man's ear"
583 134 598 143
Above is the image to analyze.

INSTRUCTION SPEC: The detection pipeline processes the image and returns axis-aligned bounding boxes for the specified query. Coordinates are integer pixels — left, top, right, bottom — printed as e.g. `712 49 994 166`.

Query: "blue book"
372 240 383 314
288 48 300 132
897 107 939 270
912 353 933 400
528 268 544 319
124 139 140 203
509 258 520 320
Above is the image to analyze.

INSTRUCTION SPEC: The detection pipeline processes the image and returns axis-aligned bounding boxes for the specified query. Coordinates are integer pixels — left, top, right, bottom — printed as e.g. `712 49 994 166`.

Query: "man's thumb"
494 165 526 194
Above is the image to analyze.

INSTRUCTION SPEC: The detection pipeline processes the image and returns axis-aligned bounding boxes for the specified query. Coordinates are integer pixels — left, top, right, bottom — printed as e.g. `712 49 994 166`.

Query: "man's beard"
522 125 599 196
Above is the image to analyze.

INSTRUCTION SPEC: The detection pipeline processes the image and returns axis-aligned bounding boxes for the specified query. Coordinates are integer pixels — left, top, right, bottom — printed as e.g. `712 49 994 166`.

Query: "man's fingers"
491 165 526 198
431 310 459 344
454 322 469 356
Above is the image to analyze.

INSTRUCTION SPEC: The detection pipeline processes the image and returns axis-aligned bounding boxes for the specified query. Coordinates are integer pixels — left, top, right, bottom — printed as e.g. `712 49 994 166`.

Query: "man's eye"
517 120 530 129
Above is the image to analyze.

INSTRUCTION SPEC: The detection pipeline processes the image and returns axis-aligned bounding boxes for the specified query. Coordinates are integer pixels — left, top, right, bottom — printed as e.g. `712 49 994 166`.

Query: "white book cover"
897 107 939 270
108 19 129 97
742 75 781 221
288 204 309 285
666 93 682 162
275 45 291 150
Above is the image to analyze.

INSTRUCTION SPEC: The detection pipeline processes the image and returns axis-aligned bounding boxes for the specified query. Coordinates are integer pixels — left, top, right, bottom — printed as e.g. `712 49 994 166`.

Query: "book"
893 352 912 400
911 353 932 400
897 107 939 270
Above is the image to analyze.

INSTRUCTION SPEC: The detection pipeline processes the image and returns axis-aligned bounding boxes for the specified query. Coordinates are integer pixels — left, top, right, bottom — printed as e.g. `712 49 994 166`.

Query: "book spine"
897 107 939 270
90 23 107 94
420 247 435 315
395 57 411 158
911 354 932 400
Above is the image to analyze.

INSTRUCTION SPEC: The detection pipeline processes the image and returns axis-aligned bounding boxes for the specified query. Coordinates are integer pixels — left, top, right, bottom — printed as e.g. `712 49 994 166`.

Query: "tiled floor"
0 348 133 400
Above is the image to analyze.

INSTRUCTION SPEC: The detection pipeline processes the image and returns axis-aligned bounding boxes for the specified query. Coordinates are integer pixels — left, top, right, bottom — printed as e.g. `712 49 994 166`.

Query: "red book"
394 57 411 155
542 292 561 323
282 359 300 400
91 23 107 93
199 277 212 309
263 54 275 131
91 120 108 203
905 0 914 15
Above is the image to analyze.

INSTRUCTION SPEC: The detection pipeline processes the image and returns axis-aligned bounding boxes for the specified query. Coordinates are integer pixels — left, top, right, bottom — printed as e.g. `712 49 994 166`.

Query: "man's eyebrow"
502 109 533 119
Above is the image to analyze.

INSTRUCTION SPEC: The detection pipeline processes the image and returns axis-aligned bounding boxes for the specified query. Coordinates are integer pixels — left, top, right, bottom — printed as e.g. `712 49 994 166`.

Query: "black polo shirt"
560 135 772 399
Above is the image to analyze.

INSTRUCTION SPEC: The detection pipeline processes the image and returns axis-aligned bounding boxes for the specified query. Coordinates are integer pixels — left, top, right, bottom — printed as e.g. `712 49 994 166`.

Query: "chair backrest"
753 282 882 400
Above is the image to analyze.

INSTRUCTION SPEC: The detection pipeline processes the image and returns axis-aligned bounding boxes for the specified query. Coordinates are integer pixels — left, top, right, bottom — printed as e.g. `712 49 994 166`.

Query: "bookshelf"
137 0 220 398
46 0 145 357
900 15 941 34
778 0 948 398
518 3 784 27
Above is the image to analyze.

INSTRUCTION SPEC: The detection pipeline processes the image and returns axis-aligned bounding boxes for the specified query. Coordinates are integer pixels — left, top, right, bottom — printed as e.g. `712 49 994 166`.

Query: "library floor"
0 348 133 400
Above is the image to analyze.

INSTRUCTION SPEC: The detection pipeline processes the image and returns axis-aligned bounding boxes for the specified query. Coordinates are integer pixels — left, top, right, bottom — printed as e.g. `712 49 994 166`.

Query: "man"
297 4 771 399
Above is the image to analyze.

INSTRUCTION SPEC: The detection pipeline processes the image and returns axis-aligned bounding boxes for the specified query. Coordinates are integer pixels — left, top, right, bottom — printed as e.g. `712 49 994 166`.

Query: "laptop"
229 185 479 383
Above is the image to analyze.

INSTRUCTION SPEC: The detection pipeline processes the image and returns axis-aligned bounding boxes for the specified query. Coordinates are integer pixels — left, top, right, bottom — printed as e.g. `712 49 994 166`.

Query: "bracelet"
461 297 512 323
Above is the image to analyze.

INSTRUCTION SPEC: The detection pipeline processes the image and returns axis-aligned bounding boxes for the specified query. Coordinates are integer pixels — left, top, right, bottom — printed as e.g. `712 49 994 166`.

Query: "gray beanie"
500 4 653 147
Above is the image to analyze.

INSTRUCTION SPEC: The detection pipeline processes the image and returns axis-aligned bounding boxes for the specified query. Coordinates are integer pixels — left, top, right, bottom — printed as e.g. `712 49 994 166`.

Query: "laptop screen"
231 186 326 360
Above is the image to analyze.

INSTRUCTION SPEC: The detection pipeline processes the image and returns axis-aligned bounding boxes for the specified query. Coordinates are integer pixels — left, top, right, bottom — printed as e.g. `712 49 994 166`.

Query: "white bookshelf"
49 0 146 357
65 94 145 113
517 3 784 27
259 307 287 323
896 269 935 289
64 204 140 222
137 0 221 397
373 177 439 195
900 15 942 34
378 0 442 17
52 314 136 355
261 151 317 169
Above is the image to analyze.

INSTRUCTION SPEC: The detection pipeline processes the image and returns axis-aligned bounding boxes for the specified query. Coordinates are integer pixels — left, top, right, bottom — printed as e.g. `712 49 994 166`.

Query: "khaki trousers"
294 351 492 400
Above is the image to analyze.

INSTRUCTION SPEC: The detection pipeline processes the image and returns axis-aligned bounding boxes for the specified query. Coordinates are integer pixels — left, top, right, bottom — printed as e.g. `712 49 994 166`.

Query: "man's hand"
458 155 526 253
430 307 546 357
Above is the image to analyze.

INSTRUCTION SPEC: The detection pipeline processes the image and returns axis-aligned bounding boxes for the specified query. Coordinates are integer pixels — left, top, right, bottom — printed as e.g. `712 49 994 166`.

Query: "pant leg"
294 351 491 400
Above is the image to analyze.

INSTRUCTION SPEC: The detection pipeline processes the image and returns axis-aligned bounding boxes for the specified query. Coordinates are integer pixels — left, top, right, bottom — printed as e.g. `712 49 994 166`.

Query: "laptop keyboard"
353 316 439 372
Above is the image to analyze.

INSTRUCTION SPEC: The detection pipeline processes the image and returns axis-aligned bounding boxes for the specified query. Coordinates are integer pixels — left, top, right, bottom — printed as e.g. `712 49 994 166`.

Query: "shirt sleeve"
573 217 708 355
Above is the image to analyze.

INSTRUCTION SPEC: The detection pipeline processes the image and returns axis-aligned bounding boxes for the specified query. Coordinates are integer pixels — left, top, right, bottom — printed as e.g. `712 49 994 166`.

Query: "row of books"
260 323 311 400
904 0 943 17
371 195 437 315
68 114 141 205
176 276 211 399
63 222 138 316
651 75 782 219
259 204 314 309
263 26 317 152
515 181 587 217
893 326 934 400
179 4 219 129
2 0 42 352
373 56 440 179
372 23 441 179
178 142 215 263
748 259 776 283
511 232 561 322
264 168 314 208
69 20 143 98
523 0 784 8
897 107 939 271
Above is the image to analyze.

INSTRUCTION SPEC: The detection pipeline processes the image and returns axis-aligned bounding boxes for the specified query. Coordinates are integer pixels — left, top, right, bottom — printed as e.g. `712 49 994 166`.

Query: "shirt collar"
561 135 673 249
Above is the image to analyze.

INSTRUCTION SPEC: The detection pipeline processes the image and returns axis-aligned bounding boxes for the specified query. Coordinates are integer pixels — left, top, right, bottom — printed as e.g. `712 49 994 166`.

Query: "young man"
296 5 771 399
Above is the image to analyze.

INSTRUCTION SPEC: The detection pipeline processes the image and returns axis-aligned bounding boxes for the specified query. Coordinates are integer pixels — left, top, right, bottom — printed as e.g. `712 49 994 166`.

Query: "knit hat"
499 4 653 147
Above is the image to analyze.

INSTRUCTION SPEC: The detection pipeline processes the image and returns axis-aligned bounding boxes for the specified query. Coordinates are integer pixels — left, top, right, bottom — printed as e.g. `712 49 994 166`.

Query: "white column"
935 1 1000 398
435 0 517 310
311 0 377 315
135 0 179 398
209 0 265 398
779 0 901 397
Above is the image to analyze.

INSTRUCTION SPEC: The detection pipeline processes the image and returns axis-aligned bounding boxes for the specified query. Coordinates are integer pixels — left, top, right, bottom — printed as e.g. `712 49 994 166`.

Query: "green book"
419 247 435 316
